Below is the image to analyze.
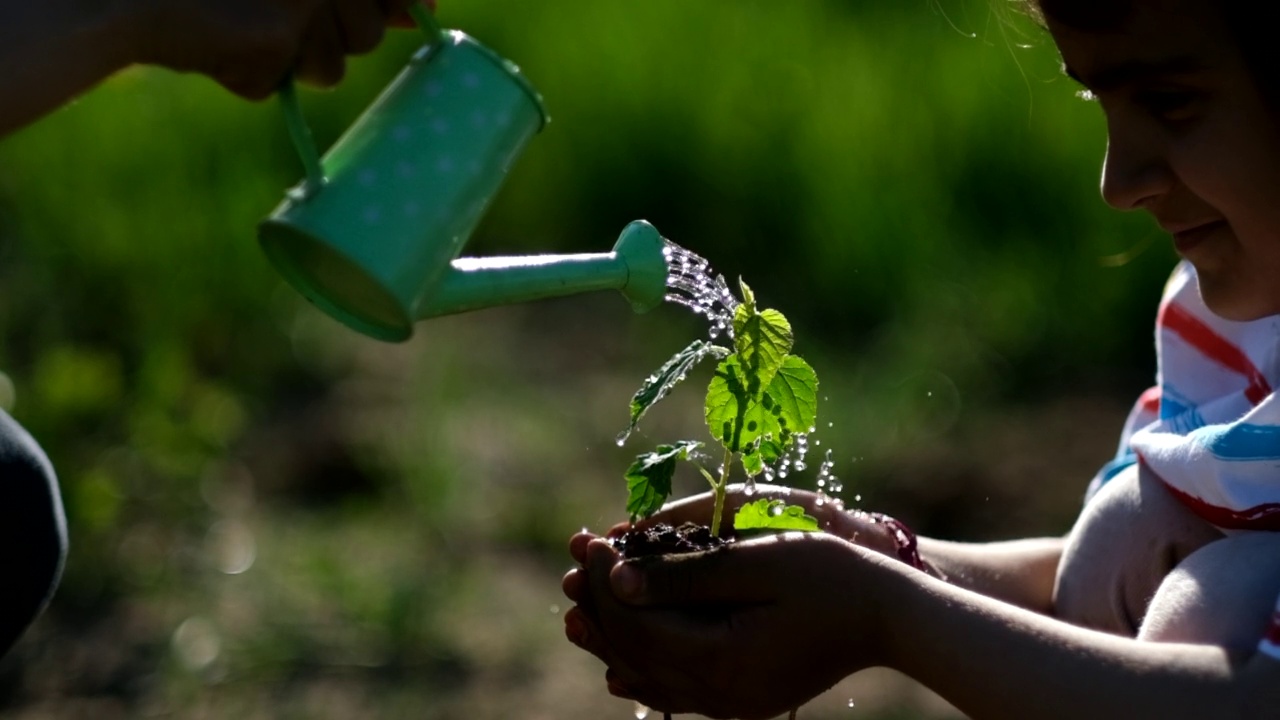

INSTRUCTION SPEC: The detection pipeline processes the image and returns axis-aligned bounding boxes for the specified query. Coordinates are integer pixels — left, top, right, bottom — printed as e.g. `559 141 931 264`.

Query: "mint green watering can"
258 6 669 342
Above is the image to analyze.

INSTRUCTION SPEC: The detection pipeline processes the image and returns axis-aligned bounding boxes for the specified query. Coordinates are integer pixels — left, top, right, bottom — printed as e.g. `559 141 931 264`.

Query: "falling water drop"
634 702 650 719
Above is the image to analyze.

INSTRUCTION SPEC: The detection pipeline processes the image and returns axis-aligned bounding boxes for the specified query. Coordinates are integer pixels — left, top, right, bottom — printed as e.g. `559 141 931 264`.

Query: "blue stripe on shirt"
1190 423 1280 461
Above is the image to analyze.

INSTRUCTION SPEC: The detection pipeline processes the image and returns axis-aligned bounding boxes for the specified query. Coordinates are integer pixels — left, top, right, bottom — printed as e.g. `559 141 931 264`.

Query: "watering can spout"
417 220 669 320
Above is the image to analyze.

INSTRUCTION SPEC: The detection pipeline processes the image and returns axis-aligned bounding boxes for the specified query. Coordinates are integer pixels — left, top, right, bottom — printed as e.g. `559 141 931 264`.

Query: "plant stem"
697 464 719 492
709 447 732 537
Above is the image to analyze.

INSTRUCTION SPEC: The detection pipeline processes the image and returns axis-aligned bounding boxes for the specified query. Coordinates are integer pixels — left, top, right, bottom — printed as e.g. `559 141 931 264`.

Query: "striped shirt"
1085 262 1280 658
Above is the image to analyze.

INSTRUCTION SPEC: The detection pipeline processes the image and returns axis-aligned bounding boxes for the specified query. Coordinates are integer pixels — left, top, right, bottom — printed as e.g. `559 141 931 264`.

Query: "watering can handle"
278 3 444 194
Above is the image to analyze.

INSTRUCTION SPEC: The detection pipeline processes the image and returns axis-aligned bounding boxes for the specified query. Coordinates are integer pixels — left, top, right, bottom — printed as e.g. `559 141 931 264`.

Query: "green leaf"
733 499 820 532
624 441 702 522
764 355 818 437
732 303 792 393
758 438 783 464
705 354 778 453
620 340 729 444
738 278 757 313
741 446 765 476
705 353 818 458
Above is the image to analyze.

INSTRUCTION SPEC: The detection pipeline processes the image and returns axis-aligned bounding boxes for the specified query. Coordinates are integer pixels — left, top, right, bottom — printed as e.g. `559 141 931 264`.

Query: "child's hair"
1014 0 1280 105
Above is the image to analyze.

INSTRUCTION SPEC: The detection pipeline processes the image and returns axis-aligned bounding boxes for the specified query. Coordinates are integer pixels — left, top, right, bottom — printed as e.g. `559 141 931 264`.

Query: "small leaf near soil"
733 499 820 532
621 340 729 444
624 441 703 522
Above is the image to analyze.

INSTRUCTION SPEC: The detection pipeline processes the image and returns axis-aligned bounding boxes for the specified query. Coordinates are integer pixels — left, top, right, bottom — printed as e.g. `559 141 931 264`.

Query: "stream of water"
660 239 842 506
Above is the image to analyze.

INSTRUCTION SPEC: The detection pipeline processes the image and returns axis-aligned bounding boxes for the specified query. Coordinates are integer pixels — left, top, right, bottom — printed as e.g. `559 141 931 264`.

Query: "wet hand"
564 532 891 719
578 484 906 560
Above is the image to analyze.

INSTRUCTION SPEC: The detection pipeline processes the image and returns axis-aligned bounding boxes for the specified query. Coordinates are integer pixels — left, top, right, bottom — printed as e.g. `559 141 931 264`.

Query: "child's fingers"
569 531 603 565
562 568 587 602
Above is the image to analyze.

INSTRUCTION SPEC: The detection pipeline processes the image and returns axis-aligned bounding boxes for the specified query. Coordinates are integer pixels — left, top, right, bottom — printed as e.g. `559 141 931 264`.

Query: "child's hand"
128 0 433 99
563 533 890 719
589 484 907 561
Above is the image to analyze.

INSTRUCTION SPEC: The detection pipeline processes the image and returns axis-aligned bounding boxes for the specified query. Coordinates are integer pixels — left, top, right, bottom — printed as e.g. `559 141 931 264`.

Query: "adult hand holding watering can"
0 0 433 136
0 0 431 659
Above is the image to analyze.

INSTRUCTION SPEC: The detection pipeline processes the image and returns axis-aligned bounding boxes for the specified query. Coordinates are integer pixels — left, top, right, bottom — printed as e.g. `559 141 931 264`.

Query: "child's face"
1048 0 1280 321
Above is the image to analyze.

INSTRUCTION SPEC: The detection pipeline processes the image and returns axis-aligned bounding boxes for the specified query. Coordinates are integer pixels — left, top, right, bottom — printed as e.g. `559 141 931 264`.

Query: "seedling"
621 280 820 536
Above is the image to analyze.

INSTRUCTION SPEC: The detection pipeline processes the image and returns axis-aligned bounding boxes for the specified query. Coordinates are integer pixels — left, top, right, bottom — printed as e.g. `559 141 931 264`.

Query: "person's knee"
1140 533 1280 657
0 411 68 656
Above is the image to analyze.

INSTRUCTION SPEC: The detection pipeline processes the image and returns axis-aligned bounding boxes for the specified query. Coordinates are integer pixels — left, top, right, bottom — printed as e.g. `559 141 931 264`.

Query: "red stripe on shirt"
1139 386 1161 414
1153 467 1280 531
1159 302 1272 405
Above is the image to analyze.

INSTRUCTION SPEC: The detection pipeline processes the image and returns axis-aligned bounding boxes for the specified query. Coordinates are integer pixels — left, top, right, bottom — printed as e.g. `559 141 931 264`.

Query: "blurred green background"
0 1 1178 718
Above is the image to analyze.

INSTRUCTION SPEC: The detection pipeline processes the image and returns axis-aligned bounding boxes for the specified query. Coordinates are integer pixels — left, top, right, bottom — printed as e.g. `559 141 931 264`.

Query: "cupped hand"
129 0 434 99
573 484 904 559
564 532 892 720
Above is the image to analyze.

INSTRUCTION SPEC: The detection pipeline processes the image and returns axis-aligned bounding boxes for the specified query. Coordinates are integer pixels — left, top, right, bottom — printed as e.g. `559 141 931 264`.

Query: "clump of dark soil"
612 521 727 559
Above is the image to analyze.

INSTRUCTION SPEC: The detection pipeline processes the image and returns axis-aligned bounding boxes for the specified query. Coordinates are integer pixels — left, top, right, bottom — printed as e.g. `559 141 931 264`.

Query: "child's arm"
566 533 1280 720
882 553 1277 720
916 535 1064 614
617 485 1066 614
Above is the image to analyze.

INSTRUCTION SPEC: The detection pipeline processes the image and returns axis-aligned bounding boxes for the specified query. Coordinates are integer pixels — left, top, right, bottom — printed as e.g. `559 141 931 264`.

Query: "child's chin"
1195 273 1280 321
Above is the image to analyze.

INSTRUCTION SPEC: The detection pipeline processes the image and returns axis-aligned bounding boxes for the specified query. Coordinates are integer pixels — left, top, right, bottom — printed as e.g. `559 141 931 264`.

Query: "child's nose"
1100 132 1173 211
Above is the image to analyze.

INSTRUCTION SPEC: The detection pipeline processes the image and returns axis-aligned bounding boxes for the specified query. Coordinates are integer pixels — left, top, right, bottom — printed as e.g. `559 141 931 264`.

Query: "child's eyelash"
1076 89 1097 102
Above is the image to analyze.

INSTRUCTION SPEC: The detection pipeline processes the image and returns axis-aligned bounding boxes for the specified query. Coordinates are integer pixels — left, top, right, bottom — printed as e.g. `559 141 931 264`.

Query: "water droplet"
206 520 256 575
744 484 756 496
855 494 862 502
768 504 783 517
634 702 650 719
848 699 856 708
173 616 221 671
550 604 560 614
828 421 833 428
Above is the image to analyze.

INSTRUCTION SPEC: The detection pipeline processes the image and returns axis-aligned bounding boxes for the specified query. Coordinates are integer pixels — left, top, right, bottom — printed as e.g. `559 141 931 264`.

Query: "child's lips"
1166 219 1227 255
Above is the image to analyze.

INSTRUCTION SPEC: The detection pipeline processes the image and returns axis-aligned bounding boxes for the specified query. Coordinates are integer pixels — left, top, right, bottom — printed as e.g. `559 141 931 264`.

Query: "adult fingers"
331 0 387 54
211 10 304 101
388 0 432 28
295 4 348 87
